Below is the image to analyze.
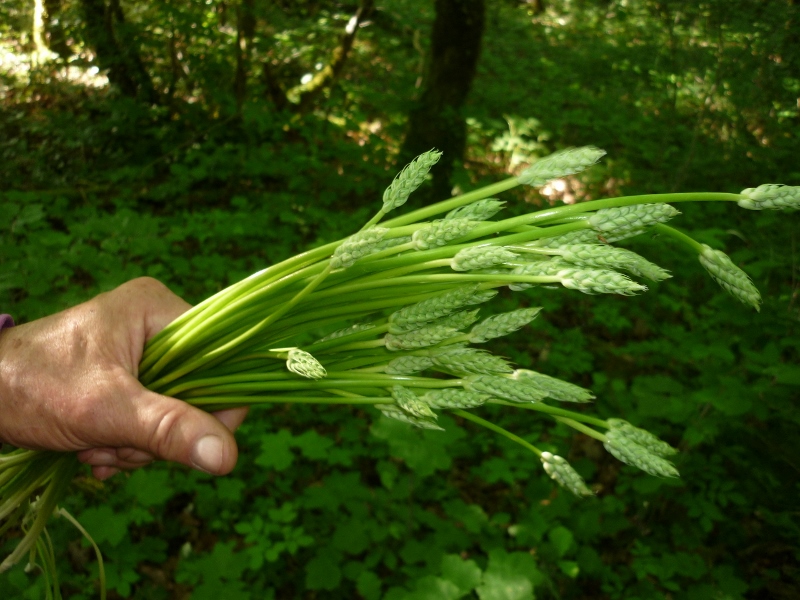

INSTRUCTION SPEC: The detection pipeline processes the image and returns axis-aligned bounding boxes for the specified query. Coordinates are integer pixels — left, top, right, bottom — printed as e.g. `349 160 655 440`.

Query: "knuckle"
147 402 193 461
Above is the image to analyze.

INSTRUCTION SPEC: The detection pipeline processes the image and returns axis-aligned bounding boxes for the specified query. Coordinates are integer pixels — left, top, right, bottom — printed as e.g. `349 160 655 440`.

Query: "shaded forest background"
1 0 799 598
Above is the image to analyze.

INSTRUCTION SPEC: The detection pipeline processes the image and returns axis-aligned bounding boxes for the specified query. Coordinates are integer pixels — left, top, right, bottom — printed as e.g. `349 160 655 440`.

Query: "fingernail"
191 435 223 474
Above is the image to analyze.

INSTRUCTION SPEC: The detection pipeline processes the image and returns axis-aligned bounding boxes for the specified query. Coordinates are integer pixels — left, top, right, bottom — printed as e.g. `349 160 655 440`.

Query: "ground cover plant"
1 0 799 598
2 147 798 598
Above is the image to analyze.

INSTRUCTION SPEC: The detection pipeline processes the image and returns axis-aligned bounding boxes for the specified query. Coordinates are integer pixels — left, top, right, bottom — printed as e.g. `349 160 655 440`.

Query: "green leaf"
408 576 463 600
256 429 295 471
125 469 175 507
332 519 370 555
548 526 574 558
356 571 383 600
293 429 335 460
476 549 541 600
305 550 342 591
78 506 129 547
441 554 482 595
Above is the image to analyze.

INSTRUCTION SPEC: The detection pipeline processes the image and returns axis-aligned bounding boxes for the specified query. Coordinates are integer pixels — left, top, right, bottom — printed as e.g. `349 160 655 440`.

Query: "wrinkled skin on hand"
0 277 248 480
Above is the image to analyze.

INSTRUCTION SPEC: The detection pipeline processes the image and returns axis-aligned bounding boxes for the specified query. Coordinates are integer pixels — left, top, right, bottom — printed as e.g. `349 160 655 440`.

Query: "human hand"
0 277 248 480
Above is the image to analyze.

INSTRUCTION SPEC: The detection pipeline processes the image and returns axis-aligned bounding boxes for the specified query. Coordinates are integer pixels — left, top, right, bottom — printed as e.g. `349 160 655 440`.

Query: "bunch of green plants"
1 146 798 597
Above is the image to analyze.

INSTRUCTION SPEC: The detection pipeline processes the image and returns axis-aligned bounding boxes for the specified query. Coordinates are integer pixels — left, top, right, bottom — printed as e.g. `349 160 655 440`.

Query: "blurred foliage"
1 0 799 598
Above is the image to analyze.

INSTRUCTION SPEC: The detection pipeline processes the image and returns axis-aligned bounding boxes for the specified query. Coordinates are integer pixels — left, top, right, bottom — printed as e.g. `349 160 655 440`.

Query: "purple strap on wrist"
0 315 14 330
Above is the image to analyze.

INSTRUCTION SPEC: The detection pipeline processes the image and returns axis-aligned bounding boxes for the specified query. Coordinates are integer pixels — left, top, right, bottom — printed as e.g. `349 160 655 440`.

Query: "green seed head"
553 244 670 281
432 347 514 375
385 356 435 375
464 374 547 403
382 150 443 212
451 245 519 271
698 244 761 311
557 268 648 295
378 405 444 431
517 146 606 187
385 325 459 351
375 235 412 251
286 349 327 379
330 227 389 269
588 203 680 239
316 322 375 343
446 198 506 220
514 370 594 403
530 229 602 248
469 307 543 343
606 419 677 457
422 388 490 409
508 258 570 290
469 290 499 304
541 452 594 497
412 218 479 250
390 285 481 333
738 184 800 211
604 429 679 478
391 385 437 419
431 309 481 331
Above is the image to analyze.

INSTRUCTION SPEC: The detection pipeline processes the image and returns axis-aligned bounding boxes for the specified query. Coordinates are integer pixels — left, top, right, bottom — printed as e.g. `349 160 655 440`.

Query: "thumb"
129 389 240 475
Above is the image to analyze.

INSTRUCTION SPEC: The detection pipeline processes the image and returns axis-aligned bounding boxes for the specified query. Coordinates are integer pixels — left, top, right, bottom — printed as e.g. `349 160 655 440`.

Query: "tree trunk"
400 0 486 201
43 0 71 59
234 0 255 111
80 0 158 103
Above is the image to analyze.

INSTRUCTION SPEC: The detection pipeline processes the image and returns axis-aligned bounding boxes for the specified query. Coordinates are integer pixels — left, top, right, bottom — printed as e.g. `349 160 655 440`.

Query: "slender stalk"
55 507 106 600
490 400 609 429
186 395 394 407
555 417 608 442
453 410 542 456
381 177 521 228
653 223 705 253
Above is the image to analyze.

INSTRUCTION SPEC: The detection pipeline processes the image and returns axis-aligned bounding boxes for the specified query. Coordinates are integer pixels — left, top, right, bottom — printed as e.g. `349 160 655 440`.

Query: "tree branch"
286 0 375 112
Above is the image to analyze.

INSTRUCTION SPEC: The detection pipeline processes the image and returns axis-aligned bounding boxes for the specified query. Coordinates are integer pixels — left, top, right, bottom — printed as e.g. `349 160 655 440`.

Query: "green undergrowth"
1 0 799 598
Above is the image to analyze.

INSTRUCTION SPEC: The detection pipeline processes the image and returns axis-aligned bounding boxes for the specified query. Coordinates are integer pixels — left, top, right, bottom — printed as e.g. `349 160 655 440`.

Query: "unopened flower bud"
447 198 506 221
738 184 800 211
514 370 594 403
382 150 443 212
390 285 480 333
588 204 680 240
604 429 679 478
412 218 479 250
385 356 434 375
286 349 327 379
557 268 647 295
451 245 519 271
330 227 389 269
698 244 761 310
469 307 542 343
392 385 437 419
385 325 459 351
378 405 444 431
541 452 594 497
518 146 606 188
464 374 547 403
422 389 489 409
606 419 677 457
432 347 514 375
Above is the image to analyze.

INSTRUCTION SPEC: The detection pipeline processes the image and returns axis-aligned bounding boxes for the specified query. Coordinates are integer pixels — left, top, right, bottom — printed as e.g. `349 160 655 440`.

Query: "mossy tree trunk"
400 0 486 202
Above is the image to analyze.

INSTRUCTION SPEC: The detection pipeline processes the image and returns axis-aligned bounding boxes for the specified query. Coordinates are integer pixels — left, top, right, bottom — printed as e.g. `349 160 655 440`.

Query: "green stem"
490 400 609 429
56 507 106 600
187 395 393 407
555 417 608 442
381 177 521 228
453 409 542 456
653 223 705 253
